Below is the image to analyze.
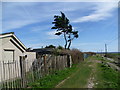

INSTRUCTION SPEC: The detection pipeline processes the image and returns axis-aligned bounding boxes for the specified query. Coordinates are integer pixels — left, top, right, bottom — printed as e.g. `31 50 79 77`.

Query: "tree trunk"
67 40 72 50
64 32 67 49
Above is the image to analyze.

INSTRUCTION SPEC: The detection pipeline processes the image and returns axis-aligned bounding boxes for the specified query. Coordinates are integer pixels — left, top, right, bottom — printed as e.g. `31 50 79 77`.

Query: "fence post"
43 55 47 74
69 55 72 68
2 61 5 88
19 56 26 88
67 54 72 68
0 61 3 89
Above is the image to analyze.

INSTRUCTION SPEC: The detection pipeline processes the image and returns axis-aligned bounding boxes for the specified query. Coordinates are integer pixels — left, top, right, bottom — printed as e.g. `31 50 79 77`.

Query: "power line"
107 36 118 45
106 34 120 45
102 35 119 53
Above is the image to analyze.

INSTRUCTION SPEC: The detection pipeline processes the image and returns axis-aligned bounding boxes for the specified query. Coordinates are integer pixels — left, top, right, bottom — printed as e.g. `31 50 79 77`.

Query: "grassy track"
28 55 119 88
27 64 79 88
57 58 93 88
57 56 120 88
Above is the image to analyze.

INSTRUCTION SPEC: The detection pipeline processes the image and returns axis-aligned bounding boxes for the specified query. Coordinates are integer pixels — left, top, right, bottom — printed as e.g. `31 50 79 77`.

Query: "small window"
4 49 14 63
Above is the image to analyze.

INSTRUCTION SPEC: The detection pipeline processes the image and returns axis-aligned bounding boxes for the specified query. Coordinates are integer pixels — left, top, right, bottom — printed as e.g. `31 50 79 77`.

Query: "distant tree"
51 12 78 49
45 45 56 48
57 45 64 50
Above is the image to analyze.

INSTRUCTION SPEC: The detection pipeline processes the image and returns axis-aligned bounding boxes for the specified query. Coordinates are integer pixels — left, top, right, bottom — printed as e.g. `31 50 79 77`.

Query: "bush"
59 48 84 64
52 48 84 64
57 45 64 50
70 49 84 64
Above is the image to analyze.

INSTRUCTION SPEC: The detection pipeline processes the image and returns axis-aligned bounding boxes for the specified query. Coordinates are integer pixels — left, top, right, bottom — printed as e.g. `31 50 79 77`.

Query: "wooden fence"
0 54 72 88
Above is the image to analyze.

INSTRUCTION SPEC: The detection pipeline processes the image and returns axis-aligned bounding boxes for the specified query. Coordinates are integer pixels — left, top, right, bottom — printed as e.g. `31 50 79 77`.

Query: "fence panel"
0 54 72 88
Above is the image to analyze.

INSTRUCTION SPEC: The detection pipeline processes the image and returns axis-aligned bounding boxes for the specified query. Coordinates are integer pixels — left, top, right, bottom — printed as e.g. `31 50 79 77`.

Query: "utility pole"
105 44 107 57
101 49 103 56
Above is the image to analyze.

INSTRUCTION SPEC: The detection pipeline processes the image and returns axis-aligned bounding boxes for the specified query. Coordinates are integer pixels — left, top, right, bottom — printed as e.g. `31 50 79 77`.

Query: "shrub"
70 49 84 64
52 48 84 64
59 48 84 64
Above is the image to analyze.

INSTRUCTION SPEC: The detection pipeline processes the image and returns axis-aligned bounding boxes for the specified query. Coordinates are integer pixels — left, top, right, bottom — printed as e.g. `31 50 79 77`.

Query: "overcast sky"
1 0 119 52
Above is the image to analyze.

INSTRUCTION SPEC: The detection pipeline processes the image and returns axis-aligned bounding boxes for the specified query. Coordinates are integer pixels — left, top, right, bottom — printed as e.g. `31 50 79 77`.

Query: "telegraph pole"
105 44 107 57
101 49 103 56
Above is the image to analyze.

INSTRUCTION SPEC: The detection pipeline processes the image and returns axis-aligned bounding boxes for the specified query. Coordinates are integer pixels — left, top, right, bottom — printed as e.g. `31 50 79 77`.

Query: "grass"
27 64 78 88
81 55 120 88
27 57 93 88
93 55 114 63
27 56 120 88
57 56 114 88
4 55 119 88
57 60 93 88
105 53 120 62
94 61 120 88
107 53 120 58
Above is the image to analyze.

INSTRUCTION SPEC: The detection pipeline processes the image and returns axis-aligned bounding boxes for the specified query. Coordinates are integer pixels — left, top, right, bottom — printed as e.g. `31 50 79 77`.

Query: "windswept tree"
51 12 78 49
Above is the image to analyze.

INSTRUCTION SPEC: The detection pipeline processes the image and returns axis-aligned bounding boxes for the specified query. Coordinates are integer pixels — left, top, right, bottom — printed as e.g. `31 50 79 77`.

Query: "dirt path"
55 64 82 88
55 58 102 88
87 67 95 88
87 60 101 88
56 56 119 88
55 60 96 88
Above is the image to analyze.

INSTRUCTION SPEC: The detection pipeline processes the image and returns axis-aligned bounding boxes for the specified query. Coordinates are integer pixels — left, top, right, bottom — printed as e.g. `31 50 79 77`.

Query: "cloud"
29 25 51 32
2 2 81 32
27 43 47 48
2 1 118 31
3 20 41 31
46 30 61 39
2 2 53 31
72 2 118 23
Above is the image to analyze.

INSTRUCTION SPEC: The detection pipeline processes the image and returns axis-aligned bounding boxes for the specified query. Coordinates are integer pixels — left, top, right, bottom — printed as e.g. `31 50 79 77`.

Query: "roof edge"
0 32 27 50
0 32 14 35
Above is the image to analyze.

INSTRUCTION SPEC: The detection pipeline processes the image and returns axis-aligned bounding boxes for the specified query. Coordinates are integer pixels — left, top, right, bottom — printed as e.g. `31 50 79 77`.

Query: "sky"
1 0 119 52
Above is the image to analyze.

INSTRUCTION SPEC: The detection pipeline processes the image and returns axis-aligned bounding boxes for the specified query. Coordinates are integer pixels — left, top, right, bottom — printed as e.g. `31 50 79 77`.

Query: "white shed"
0 32 36 82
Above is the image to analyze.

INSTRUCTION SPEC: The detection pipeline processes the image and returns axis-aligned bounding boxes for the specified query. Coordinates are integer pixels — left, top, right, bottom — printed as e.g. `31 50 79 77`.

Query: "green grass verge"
92 55 120 88
94 62 120 88
107 53 120 58
27 64 78 88
92 55 114 63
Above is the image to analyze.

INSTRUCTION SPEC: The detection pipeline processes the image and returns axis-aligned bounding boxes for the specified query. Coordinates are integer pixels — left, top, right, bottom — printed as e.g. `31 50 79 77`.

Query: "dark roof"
31 48 55 54
0 32 14 35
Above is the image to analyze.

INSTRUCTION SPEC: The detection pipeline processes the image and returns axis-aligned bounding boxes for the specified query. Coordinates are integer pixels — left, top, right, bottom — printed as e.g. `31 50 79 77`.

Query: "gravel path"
87 60 101 88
